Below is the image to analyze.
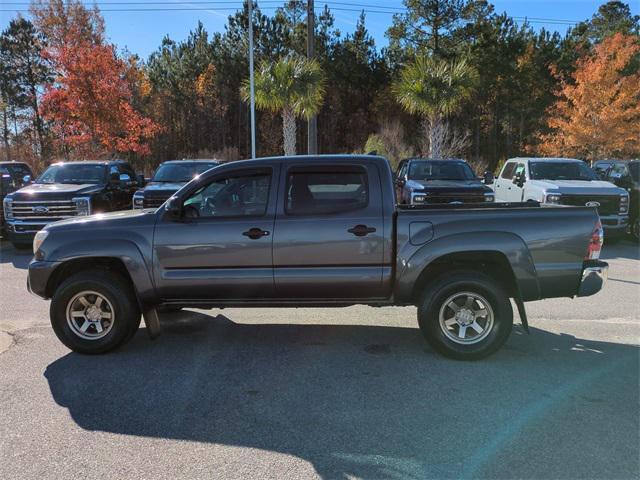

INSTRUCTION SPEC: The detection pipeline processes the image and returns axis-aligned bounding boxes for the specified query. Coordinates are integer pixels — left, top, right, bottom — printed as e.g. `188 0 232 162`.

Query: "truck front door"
272 162 388 299
153 166 277 300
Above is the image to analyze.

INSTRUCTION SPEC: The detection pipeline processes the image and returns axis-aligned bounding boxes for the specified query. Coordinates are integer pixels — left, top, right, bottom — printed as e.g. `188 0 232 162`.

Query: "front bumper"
600 215 629 233
27 259 61 299
5 220 47 244
577 260 608 297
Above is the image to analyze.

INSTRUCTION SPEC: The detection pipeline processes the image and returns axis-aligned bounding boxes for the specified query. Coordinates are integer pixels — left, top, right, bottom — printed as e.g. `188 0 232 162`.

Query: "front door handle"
348 224 376 237
242 228 270 239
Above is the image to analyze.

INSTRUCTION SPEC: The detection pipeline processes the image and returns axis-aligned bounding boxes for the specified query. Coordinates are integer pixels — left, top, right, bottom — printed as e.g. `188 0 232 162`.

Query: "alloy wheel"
65 290 115 340
438 291 494 345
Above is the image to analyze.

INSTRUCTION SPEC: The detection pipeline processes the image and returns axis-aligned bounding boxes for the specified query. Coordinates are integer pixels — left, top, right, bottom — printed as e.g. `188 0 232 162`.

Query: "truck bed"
393 203 599 303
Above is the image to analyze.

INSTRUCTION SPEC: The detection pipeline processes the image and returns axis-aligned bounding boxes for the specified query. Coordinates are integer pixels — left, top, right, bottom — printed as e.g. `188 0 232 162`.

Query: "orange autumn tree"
41 41 161 158
538 33 640 160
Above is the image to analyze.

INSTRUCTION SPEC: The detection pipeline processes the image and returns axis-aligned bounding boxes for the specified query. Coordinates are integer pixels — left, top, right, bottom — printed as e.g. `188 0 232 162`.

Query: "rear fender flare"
395 231 540 303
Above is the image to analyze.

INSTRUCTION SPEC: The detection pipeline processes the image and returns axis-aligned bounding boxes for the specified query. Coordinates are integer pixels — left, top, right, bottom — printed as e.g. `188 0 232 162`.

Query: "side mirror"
396 178 406 187
137 174 146 187
483 171 494 185
22 174 32 184
165 196 182 218
614 175 631 188
513 172 525 187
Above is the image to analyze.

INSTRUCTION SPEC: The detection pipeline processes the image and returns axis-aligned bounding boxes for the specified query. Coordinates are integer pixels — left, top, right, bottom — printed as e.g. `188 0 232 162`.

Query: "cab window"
286 167 368 216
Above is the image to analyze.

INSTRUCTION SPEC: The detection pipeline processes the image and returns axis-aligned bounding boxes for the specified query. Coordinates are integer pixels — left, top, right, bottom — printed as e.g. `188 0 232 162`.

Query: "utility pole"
248 0 257 159
306 0 317 155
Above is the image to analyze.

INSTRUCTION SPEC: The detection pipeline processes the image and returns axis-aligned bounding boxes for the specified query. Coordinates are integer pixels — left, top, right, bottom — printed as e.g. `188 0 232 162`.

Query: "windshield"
36 164 107 184
152 162 217 183
628 163 639 182
529 162 598 181
408 161 476 181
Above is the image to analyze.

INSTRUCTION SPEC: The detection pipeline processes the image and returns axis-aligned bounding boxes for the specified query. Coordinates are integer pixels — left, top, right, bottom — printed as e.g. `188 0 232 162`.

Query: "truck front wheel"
50 270 141 354
418 272 513 360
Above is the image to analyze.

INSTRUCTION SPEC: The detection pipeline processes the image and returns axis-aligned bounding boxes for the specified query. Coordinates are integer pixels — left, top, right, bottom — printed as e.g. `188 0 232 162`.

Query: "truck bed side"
394 205 598 303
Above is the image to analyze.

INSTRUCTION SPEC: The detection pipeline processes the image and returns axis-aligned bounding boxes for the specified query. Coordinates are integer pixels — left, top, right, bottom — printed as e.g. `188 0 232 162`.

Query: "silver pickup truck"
27 155 608 360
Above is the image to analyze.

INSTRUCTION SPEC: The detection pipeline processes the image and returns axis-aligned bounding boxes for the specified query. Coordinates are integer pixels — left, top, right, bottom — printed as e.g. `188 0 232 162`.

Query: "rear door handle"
348 224 376 237
242 228 270 239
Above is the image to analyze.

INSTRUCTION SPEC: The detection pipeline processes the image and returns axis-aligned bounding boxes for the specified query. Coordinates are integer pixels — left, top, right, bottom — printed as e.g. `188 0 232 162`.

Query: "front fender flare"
45 238 158 307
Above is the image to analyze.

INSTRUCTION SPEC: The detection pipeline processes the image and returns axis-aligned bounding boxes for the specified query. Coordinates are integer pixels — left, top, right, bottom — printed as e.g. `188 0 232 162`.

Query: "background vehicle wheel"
11 241 31 250
631 219 640 243
50 270 141 354
418 271 513 360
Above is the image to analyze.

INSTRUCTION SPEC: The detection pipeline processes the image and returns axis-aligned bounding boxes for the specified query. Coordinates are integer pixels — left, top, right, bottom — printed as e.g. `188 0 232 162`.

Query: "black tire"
50 270 141 354
418 271 513 360
631 218 640 243
11 241 32 250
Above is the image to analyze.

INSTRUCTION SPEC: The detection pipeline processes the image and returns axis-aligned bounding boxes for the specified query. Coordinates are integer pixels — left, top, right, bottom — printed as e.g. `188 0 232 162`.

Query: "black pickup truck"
27 155 608 360
395 158 495 205
3 160 142 248
132 159 219 209
1 161 34 231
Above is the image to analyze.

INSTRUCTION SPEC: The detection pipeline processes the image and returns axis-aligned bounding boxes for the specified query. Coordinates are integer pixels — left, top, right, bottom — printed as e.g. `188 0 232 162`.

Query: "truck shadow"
0 239 32 269
601 238 640 260
44 311 639 479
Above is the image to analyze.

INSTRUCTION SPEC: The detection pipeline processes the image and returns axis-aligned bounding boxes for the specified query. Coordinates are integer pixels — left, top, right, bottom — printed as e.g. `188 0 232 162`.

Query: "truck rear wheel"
418 271 513 360
50 270 141 354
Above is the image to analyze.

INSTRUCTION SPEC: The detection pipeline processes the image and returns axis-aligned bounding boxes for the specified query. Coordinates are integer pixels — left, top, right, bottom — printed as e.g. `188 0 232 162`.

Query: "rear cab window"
285 165 369 216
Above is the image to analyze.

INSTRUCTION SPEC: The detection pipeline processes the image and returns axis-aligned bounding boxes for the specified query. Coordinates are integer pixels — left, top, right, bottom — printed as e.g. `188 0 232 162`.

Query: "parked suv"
133 159 219 209
593 159 639 241
3 160 142 248
1 161 33 231
493 157 629 234
395 158 494 205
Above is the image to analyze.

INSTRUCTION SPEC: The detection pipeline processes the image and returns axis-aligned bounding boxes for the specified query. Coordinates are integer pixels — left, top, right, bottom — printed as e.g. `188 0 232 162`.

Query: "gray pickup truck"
27 155 608 360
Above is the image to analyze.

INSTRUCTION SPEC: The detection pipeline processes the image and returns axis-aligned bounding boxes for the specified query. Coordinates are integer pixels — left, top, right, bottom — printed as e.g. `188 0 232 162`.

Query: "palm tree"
241 56 325 156
393 56 477 159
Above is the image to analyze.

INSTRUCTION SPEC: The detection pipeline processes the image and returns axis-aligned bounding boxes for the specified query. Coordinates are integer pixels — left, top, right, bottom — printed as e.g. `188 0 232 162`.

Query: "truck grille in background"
11 200 78 221
143 194 170 209
426 194 486 204
560 195 619 216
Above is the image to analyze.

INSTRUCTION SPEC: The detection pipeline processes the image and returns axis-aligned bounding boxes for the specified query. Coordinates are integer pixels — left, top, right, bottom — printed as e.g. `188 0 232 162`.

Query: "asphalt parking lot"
1 239 639 479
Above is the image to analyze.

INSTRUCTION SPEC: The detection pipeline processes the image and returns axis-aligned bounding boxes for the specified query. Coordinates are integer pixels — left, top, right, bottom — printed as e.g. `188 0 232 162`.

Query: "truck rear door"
272 161 388 298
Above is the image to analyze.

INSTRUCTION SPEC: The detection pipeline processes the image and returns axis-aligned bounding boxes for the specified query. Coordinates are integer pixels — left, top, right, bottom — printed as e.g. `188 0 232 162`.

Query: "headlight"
33 229 49 254
484 193 495 202
133 193 144 209
3 197 13 219
619 194 629 213
546 193 562 204
72 196 91 216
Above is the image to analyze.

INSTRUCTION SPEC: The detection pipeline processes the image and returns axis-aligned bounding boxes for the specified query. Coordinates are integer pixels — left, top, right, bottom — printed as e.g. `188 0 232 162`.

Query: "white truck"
493 157 629 235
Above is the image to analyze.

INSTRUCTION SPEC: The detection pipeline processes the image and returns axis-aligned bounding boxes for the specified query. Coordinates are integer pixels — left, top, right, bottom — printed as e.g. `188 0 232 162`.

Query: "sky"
1 1 638 60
